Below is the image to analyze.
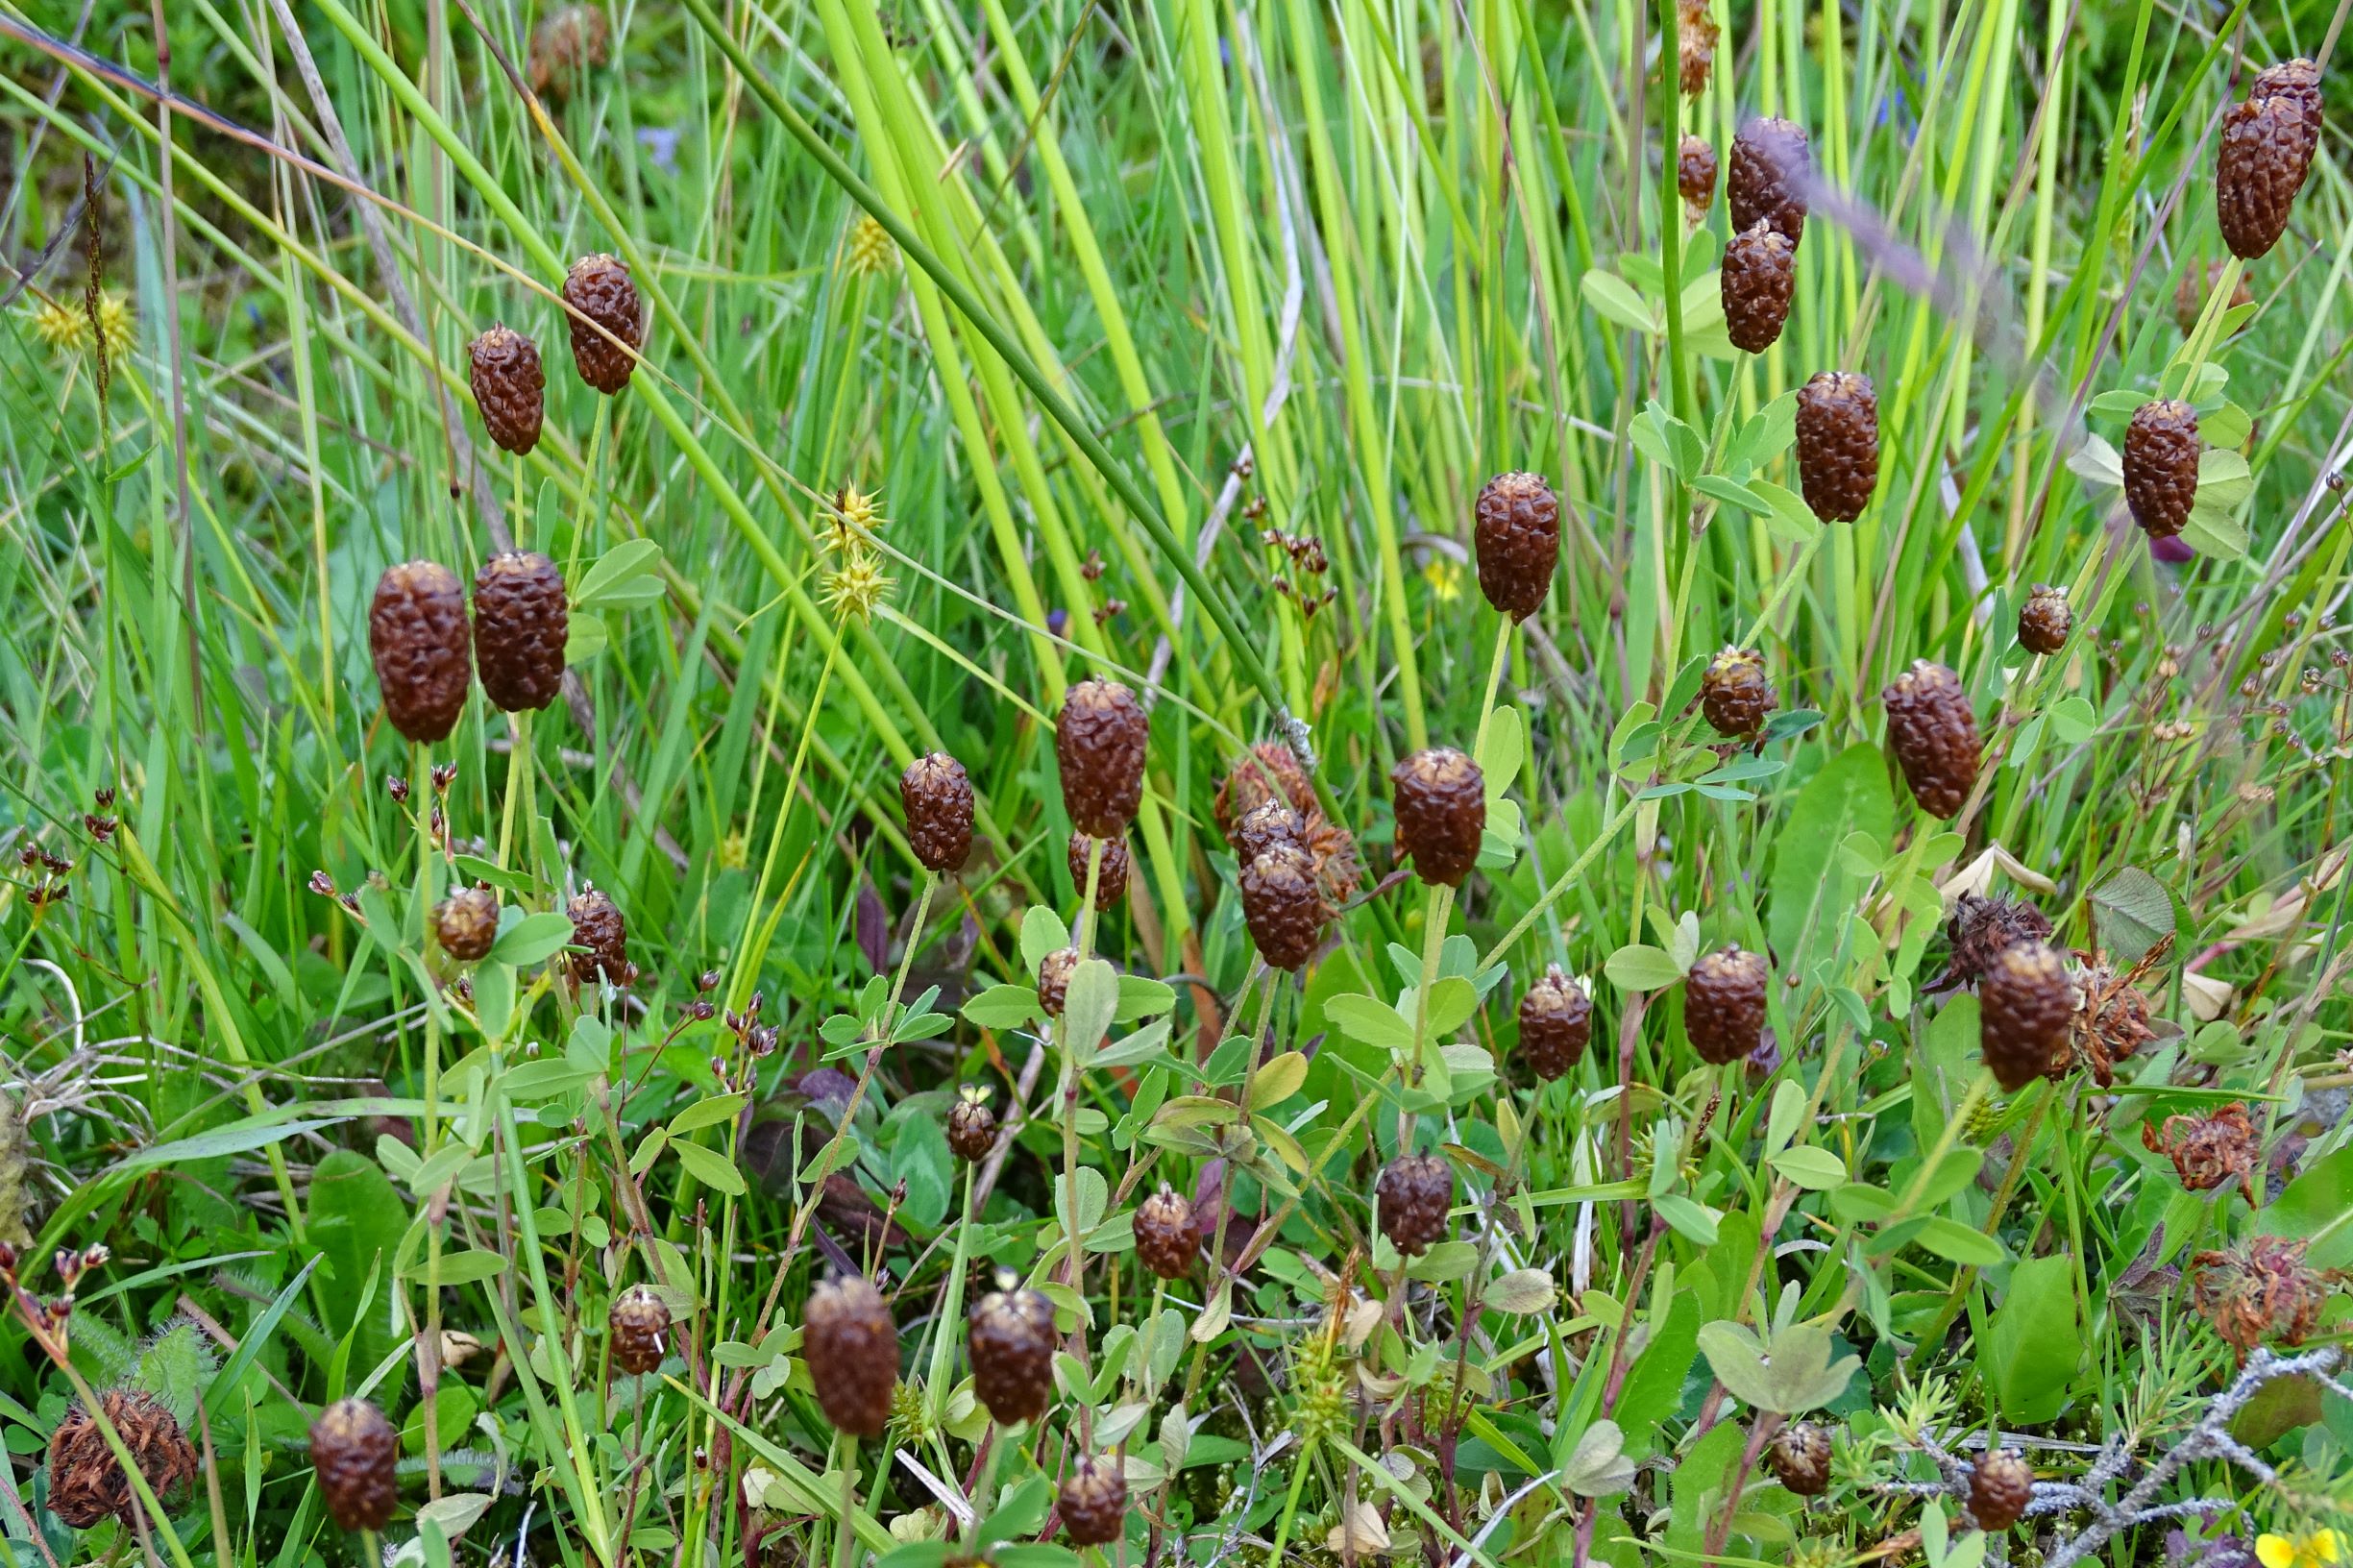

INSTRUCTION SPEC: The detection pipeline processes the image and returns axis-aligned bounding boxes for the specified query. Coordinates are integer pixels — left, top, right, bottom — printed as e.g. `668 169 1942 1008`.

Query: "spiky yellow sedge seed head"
829 482 887 549
844 214 896 277
821 547 894 624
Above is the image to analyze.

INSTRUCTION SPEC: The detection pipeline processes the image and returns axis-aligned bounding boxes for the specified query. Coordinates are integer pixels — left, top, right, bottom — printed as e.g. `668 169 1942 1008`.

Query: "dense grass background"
0 0 2349 1563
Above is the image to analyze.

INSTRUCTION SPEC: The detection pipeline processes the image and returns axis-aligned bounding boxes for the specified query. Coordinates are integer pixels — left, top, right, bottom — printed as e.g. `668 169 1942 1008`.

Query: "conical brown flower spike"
1037 946 1079 1018
308 1398 398 1532
561 253 643 394
901 753 974 875
1133 1185 1200 1280
2018 585 2071 655
1679 135 1719 213
1473 471 1560 622
1968 1449 2034 1531
1881 660 1979 819
473 551 568 713
434 886 499 962
1391 747 1485 888
1796 372 1879 522
1213 741 1315 844
1517 965 1592 1081
1377 1153 1454 1255
1728 116 1811 243
804 1275 898 1438
1685 946 1769 1065
1700 648 1777 738
1060 1455 1129 1547
1055 676 1148 837
370 562 473 744
46 1390 197 1530
1069 832 1130 906
468 325 544 454
946 1088 997 1164
1240 842 1328 971
2217 90 2313 260
2252 59 2322 176
1722 223 1796 352
2122 400 2200 539
1978 942 2073 1090
567 888 629 987
1234 797 1305 865
609 1284 672 1374
1676 0 1718 96
968 1285 1056 1426
1767 1421 1831 1497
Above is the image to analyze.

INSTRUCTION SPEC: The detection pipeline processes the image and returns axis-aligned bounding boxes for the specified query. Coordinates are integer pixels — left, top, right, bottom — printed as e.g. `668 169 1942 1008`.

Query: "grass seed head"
1055 676 1148 838
2217 90 2313 260
1059 1455 1129 1546
610 1284 672 1374
1968 1449 2034 1531
1881 660 1979 820
308 1397 398 1532
2017 585 2071 655
1069 831 1130 906
804 1275 899 1438
1701 647 1777 738
2122 400 2200 538
369 561 473 745
1729 116 1811 243
467 325 544 454
47 1389 197 1531
1390 747 1485 888
433 885 499 963
473 551 569 713
1795 371 1879 522
562 253 644 394
968 1285 1056 1427
901 753 975 876
1133 1185 1200 1280
1472 471 1560 623
1685 945 1769 1065
1978 942 2072 1090
1239 840 1328 971
1376 1152 1454 1255
1722 223 1797 352
1517 964 1592 1081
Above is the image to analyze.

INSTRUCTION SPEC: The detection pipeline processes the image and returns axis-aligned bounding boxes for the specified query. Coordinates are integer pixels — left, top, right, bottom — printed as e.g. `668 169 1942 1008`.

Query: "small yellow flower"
821 546 894 624
1422 555 1462 602
843 214 895 278
2259 1531 2346 1568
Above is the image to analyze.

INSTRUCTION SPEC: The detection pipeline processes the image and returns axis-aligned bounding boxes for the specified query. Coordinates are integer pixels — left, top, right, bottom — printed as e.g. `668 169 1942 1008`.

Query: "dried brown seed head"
1676 0 1718 96
1795 371 1879 522
1234 797 1305 865
1213 741 1316 845
1767 1421 1832 1496
1376 1152 1454 1255
47 1389 197 1531
1685 945 1769 1065
561 253 644 394
1968 1449 2034 1531
308 1397 398 1532
1055 676 1148 838
566 888 629 988
1391 747 1485 888
1722 222 1796 353
1069 832 1130 906
1937 894 2052 988
946 1088 998 1164
1881 660 1979 819
370 561 473 745
1700 648 1777 738
1517 965 1592 1081
473 551 568 713
1133 1185 1201 1281
2218 90 2313 260
901 753 975 875
2142 1101 2260 1202
2192 1235 2331 1358
2122 400 2200 539
468 325 545 454
433 886 499 963
2173 258 2256 335
610 1284 673 1375
2018 585 2071 656
1728 117 1811 243
1472 471 1560 623
1679 135 1719 211
804 1275 899 1438
1240 841 1328 971
1037 947 1079 1018
968 1286 1056 1426
528 4 609 98
1978 942 2072 1090
1060 1454 1130 1546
